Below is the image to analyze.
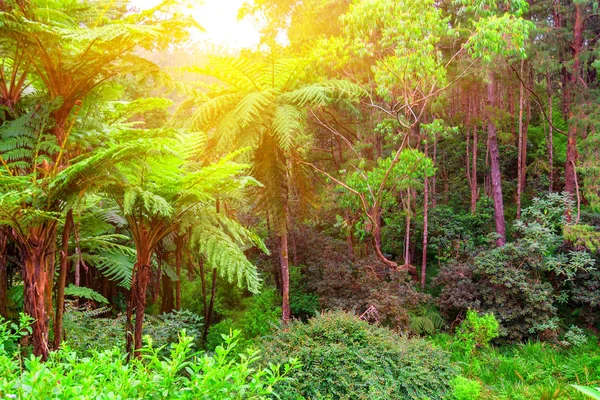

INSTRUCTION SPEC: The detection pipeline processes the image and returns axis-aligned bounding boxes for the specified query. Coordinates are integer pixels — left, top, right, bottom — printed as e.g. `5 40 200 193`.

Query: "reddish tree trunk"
471 126 478 213
564 4 583 211
487 74 506 246
23 245 50 360
547 74 554 192
517 60 525 219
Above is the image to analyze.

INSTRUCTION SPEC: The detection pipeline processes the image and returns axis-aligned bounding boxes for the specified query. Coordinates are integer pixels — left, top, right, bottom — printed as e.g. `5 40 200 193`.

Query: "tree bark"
563 4 583 215
404 189 411 265
471 126 478 214
174 236 183 311
279 233 291 324
547 74 554 192
487 74 506 246
421 144 429 291
54 209 73 349
517 60 525 219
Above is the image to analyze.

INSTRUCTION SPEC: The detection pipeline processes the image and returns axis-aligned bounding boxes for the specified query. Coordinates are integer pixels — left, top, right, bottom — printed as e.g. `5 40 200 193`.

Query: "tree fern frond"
64 284 109 304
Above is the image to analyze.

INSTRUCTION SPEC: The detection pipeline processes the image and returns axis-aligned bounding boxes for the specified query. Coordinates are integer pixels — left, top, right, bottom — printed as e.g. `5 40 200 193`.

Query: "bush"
260 311 456 399
453 310 499 356
0 316 298 400
450 376 481 400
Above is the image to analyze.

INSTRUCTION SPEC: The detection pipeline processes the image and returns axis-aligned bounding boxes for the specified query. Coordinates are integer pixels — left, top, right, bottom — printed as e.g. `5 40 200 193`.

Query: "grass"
431 334 600 399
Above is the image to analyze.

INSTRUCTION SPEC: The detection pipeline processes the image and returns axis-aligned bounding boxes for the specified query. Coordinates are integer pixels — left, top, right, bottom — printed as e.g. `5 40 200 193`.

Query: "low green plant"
0 313 33 354
260 311 456 400
0 320 299 399
453 310 499 356
450 376 481 400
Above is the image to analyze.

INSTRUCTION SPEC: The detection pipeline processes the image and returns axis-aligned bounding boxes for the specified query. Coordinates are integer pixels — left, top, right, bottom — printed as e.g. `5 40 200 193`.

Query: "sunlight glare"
130 0 260 50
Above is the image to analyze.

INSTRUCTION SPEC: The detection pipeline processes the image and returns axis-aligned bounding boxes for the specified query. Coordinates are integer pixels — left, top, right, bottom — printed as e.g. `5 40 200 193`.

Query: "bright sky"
131 0 261 50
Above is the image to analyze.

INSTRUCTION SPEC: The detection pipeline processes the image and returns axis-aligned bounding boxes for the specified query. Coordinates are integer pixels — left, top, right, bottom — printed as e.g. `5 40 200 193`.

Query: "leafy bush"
260 311 456 399
450 376 481 400
453 310 499 356
0 328 298 399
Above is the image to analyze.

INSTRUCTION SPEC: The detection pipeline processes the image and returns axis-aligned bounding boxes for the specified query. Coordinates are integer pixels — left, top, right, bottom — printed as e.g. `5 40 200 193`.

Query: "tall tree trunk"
421 144 429 291
174 236 183 311
432 132 437 207
564 4 583 215
132 257 152 357
471 126 478 213
54 209 73 349
199 259 207 320
279 233 291 324
0 232 7 318
547 74 554 192
202 268 217 344
487 74 506 246
517 60 525 219
404 188 412 265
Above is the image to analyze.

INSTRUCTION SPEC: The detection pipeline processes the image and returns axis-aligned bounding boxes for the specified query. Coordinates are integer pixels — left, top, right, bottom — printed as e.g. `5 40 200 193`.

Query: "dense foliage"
1 0 600 398
260 311 456 399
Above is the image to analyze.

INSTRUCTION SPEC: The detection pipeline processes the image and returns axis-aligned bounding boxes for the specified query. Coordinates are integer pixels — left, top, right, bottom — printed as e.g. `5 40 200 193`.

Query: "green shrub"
453 310 499 356
260 311 456 400
450 376 481 400
0 320 298 400
206 318 235 351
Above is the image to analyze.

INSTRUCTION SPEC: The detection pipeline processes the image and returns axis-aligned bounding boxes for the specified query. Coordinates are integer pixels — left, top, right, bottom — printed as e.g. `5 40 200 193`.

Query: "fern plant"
0 0 197 359
178 54 364 323
89 128 267 356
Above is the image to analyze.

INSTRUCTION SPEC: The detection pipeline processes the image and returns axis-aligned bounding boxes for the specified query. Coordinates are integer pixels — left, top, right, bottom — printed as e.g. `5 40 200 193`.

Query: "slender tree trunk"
487 74 506 246
471 126 478 213
54 209 73 349
279 233 291 324
421 145 429 291
432 133 437 207
517 60 525 219
132 259 152 356
547 74 554 192
564 4 583 215
199 259 207 320
202 268 217 344
0 232 7 318
345 210 355 260
404 189 411 265
174 236 183 311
